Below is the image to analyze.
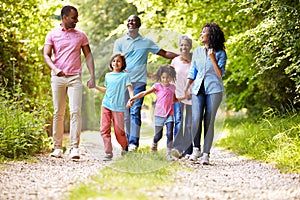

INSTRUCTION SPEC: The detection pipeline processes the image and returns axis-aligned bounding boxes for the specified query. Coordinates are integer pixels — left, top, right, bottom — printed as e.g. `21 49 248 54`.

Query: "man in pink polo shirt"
43 5 95 159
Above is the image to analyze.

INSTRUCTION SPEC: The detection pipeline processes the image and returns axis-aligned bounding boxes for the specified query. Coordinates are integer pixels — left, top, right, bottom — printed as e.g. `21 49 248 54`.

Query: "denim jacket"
188 46 227 95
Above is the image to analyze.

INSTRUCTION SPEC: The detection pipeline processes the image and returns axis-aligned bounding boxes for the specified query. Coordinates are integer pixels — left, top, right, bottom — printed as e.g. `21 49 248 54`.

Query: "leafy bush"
0 87 52 159
218 108 300 173
224 1 300 115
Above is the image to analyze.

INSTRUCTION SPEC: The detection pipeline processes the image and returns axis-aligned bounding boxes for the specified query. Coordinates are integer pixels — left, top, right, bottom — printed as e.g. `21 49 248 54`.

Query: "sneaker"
189 147 201 161
201 153 210 165
183 154 190 160
128 144 137 152
121 150 127 156
50 149 62 158
103 153 113 161
70 148 80 159
171 149 182 158
151 142 157 152
166 153 176 161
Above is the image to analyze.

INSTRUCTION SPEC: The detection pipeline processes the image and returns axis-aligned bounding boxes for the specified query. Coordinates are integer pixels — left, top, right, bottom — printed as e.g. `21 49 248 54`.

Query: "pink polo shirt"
45 26 89 76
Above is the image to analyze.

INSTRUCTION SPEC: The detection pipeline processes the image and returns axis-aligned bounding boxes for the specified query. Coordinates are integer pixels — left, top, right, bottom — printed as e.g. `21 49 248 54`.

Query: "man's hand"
87 76 95 88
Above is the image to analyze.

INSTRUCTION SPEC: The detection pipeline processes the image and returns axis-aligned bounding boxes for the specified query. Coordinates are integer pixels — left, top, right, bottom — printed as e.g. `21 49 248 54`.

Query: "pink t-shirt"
153 83 176 117
171 56 192 105
45 26 89 76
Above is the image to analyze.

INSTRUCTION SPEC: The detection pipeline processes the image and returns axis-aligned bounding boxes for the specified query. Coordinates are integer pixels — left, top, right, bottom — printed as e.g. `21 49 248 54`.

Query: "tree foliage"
225 0 300 114
0 0 60 104
0 0 61 158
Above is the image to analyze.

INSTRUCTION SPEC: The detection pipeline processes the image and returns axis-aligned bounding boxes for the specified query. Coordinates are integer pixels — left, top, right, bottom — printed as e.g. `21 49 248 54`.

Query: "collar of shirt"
60 24 75 32
125 33 142 41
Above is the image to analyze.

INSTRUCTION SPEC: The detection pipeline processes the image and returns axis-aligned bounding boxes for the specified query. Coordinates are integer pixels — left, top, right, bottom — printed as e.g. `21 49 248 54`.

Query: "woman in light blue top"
184 23 227 165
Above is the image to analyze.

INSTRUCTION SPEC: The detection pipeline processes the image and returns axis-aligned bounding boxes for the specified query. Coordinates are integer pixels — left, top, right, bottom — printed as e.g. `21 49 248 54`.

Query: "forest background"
0 0 299 168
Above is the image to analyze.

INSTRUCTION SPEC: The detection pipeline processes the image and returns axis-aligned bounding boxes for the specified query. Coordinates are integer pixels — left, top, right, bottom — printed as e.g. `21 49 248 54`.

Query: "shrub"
0 87 52 159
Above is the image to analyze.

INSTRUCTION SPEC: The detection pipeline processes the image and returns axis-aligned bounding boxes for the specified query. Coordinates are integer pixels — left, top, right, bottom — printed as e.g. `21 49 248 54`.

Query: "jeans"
154 122 174 149
173 102 193 154
51 75 82 149
124 82 146 147
192 92 222 154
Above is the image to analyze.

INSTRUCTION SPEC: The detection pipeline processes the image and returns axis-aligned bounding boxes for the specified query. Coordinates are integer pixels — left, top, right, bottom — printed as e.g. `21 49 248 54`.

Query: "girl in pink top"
128 65 184 161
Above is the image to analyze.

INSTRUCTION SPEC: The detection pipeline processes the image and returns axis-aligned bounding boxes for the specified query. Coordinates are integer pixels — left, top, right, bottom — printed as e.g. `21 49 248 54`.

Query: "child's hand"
126 99 134 108
184 90 192 100
177 96 186 102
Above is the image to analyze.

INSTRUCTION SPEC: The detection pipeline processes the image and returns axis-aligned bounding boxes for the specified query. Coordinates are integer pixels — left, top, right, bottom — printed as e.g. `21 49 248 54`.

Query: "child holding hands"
127 64 184 161
96 53 134 161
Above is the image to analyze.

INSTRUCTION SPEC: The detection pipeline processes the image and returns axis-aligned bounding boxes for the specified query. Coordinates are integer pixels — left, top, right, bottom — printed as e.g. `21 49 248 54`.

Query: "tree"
225 0 300 114
0 0 61 105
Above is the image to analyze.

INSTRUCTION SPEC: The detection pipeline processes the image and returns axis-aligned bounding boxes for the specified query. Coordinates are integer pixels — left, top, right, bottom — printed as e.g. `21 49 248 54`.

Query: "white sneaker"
184 154 190 160
103 153 113 161
50 149 62 158
70 148 80 159
201 153 210 165
166 153 176 161
128 144 137 152
189 147 201 161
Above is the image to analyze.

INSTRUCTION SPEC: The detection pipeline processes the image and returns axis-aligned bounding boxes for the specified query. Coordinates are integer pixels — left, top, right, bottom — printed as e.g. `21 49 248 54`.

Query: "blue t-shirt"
188 46 227 95
113 34 161 83
102 72 131 112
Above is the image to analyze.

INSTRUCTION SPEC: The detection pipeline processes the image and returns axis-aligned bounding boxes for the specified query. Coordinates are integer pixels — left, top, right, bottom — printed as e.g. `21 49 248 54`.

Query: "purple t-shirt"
153 83 176 117
45 26 89 76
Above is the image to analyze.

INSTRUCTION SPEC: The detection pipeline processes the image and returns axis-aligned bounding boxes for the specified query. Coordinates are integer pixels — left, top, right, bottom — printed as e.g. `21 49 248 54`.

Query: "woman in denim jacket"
184 23 227 165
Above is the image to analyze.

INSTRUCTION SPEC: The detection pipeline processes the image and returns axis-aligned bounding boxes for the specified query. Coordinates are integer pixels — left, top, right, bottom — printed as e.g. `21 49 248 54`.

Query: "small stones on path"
1 132 300 200
0 146 107 200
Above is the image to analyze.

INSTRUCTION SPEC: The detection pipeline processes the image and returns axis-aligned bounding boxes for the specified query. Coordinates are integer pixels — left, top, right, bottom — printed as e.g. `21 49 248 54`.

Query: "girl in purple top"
128 65 184 161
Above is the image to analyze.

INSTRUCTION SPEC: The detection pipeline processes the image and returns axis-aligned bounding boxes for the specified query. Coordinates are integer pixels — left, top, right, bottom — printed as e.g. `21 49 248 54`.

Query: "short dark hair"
61 5 77 18
129 15 141 27
134 15 141 27
109 53 126 71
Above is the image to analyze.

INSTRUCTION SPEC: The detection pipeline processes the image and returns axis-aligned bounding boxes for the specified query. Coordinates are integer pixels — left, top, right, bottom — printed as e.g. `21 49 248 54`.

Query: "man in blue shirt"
113 15 178 151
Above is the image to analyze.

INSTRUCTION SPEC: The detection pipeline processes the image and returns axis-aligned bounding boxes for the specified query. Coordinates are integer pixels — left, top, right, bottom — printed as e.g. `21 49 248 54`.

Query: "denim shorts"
154 115 174 126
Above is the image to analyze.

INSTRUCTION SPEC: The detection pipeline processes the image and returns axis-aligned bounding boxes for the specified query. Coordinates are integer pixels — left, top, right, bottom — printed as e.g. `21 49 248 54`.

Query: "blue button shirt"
113 34 161 83
188 46 227 95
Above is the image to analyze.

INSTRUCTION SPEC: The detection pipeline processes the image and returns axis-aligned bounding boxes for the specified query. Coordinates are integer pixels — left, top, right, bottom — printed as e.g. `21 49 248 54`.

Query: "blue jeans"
192 92 222 154
124 82 146 147
154 122 174 149
173 102 193 155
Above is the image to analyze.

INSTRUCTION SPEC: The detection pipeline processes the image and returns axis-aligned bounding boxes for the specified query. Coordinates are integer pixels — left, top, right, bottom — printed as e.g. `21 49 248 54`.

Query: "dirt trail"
0 131 299 200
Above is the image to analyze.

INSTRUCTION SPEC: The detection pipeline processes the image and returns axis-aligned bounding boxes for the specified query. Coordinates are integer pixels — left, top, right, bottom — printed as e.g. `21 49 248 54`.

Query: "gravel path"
157 147 300 200
0 131 299 200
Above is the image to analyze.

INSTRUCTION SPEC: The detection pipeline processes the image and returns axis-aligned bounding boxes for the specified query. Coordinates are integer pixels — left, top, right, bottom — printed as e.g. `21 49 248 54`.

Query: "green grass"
68 120 181 199
217 111 300 173
68 148 183 200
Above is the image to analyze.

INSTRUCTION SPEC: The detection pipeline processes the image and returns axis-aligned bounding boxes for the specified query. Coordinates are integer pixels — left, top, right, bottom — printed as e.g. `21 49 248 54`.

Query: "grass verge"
217 110 300 173
68 148 182 200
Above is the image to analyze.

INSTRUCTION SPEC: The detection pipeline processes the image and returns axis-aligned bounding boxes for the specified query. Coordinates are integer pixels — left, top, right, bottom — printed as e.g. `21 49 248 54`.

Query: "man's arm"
157 49 179 60
82 45 95 88
43 44 64 76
